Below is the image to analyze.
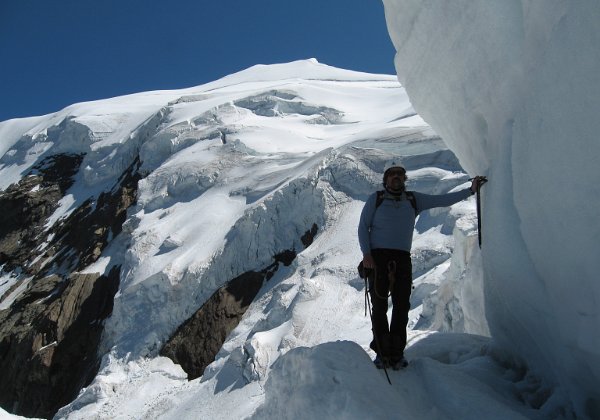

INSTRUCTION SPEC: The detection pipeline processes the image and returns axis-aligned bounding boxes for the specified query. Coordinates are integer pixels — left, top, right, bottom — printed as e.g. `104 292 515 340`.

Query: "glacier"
384 0 600 417
0 54 587 419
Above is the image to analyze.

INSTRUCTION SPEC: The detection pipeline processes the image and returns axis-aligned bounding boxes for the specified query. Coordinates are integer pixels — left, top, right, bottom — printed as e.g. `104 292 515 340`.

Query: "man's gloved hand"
470 176 488 194
363 253 375 269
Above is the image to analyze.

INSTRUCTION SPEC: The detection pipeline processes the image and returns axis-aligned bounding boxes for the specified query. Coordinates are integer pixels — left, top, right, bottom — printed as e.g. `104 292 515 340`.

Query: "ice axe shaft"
470 176 488 248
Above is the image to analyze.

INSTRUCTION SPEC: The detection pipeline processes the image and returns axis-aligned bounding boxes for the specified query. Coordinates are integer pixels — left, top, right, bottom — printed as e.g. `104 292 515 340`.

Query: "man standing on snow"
358 160 485 369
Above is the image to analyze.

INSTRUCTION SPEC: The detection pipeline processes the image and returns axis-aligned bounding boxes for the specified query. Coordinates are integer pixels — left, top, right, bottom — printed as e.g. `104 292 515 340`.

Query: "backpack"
375 190 418 215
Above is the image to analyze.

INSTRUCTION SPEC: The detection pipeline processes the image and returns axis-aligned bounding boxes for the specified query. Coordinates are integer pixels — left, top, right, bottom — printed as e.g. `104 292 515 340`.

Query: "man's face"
385 168 406 192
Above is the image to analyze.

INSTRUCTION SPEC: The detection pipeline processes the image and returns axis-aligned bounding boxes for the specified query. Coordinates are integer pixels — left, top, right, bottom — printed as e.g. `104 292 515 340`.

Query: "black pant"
368 248 412 361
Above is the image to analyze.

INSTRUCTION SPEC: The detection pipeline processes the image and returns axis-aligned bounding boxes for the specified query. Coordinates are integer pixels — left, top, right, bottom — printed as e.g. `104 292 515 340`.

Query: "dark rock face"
301 223 318 248
160 227 318 380
0 268 119 418
38 156 142 273
0 153 141 418
0 153 83 272
161 270 267 380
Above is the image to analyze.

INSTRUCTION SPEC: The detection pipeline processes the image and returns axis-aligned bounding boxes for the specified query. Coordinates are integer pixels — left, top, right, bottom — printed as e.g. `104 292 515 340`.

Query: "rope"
363 261 398 314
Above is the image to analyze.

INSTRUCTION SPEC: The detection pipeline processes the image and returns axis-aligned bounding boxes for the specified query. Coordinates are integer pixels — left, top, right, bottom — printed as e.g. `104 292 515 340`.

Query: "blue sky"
0 1 396 122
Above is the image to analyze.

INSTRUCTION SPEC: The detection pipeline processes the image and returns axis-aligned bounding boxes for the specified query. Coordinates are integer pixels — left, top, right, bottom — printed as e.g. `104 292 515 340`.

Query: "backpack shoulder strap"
405 191 418 214
375 190 385 209
375 190 418 215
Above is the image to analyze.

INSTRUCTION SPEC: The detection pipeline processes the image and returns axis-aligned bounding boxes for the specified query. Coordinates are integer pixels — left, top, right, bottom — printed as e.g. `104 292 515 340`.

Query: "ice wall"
383 0 600 416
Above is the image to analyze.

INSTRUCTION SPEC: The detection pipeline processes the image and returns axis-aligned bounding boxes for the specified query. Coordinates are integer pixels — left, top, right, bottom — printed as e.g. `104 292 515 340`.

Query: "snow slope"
384 1 600 418
0 59 573 419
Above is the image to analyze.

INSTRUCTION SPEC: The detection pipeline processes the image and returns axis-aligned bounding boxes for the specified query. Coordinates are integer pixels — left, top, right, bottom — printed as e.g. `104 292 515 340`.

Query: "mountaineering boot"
391 357 408 370
373 355 389 369
391 334 408 370
372 333 392 369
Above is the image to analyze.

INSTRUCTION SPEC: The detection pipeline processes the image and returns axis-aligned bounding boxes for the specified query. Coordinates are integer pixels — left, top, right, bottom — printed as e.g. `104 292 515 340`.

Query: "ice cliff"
384 1 600 416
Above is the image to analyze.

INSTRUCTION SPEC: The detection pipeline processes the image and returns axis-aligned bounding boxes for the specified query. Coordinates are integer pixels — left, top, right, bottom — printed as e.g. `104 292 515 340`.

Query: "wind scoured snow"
1 59 568 419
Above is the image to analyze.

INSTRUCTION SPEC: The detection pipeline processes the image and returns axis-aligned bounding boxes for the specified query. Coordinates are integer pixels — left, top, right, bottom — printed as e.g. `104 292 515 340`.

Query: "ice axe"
471 176 488 248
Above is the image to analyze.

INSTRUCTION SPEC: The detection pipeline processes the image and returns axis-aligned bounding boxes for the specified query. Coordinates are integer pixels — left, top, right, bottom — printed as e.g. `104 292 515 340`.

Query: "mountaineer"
358 160 486 369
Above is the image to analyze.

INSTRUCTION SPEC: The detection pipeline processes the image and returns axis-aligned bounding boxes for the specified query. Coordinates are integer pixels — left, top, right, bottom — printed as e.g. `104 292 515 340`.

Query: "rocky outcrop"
0 268 119 418
161 228 317 380
0 153 141 418
301 223 318 248
0 153 83 272
36 156 141 273
160 270 267 380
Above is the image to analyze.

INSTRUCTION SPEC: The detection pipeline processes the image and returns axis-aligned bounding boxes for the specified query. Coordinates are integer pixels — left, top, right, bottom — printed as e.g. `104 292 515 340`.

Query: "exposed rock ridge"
160 225 318 380
0 268 119 418
38 155 142 273
0 153 84 273
0 153 142 418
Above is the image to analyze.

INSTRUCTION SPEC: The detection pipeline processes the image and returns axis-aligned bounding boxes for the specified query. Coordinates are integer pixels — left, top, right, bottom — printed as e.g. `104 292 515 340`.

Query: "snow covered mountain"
0 56 581 420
